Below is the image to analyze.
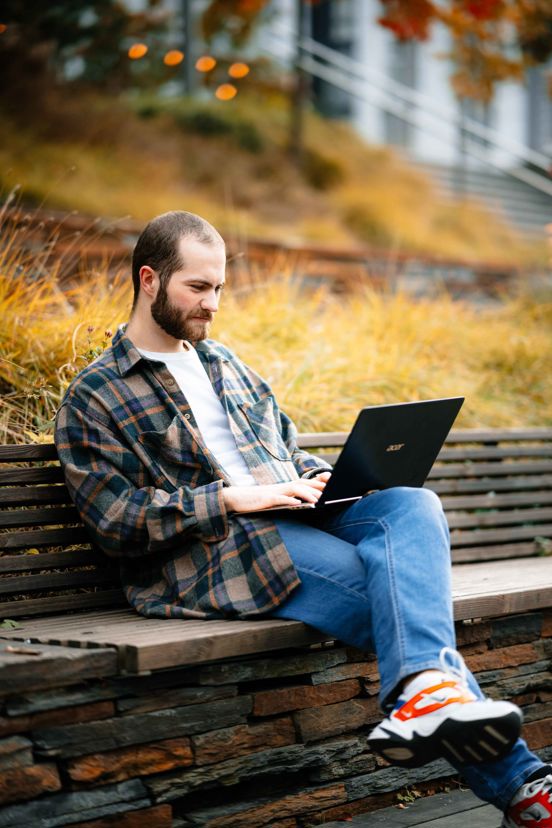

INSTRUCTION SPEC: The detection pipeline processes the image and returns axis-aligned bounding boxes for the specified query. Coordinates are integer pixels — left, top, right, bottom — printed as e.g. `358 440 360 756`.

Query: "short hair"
131 211 224 307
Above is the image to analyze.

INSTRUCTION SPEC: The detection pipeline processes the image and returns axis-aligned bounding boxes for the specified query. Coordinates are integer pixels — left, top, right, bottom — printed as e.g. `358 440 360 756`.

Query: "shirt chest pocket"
137 416 203 484
239 398 290 462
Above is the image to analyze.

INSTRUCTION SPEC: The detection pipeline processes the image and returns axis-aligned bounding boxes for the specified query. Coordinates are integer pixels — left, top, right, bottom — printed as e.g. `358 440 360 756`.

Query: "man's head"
131 211 226 343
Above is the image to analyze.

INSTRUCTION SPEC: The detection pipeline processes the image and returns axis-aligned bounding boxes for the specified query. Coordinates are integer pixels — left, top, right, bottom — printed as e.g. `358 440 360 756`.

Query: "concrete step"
415 163 552 237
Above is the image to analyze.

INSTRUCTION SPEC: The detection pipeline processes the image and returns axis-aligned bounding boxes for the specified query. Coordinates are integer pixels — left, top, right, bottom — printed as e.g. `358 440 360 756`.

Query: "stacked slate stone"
0 611 551 828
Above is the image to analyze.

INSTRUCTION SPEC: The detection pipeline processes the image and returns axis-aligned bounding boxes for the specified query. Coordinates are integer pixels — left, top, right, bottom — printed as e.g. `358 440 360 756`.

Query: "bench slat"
438 447 552 461
0 549 104 573
429 461 552 479
0 506 80 528
443 428 552 443
451 523 552 547
0 527 91 550
452 542 540 563
0 467 65 485
440 491 552 510
0 589 126 619
447 507 552 529
297 428 552 448
428 475 552 494
0 569 117 595
0 486 72 506
0 445 59 462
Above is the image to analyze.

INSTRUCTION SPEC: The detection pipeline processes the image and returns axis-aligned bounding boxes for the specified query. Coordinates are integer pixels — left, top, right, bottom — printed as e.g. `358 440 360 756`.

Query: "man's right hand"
222 477 327 513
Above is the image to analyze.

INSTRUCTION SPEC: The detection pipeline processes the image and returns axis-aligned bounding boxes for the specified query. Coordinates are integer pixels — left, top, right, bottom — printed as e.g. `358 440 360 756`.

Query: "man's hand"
312 471 331 484
222 475 330 513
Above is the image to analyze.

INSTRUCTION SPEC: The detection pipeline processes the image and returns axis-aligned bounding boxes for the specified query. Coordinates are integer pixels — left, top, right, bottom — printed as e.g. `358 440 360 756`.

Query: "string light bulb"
196 55 217 72
215 84 238 101
164 50 184 66
128 43 148 59
228 62 250 79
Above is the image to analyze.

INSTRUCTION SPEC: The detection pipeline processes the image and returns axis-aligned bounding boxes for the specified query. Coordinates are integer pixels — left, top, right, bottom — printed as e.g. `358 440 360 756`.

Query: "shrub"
301 148 345 190
173 107 264 153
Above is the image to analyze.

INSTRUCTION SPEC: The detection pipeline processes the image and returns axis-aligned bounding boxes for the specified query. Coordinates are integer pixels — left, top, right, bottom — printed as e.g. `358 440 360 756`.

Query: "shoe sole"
368 709 522 768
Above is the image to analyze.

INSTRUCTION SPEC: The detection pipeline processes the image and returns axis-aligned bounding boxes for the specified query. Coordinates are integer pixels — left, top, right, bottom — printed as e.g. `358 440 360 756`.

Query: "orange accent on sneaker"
392 681 475 722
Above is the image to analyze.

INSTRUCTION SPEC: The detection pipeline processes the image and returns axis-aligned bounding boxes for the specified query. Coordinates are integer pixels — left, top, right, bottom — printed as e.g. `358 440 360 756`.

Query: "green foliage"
536 537 552 556
0 0 167 109
397 786 423 804
138 98 266 153
174 106 264 153
0 619 21 630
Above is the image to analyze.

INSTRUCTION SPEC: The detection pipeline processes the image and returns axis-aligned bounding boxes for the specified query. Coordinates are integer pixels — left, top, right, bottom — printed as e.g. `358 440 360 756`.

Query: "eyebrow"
182 277 226 288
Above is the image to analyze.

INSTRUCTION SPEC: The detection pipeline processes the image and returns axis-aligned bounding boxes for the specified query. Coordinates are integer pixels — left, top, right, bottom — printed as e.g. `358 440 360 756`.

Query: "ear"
139 265 158 300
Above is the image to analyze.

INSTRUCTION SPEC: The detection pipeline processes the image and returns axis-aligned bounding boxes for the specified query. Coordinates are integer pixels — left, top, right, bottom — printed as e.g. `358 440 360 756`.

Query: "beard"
151 284 212 343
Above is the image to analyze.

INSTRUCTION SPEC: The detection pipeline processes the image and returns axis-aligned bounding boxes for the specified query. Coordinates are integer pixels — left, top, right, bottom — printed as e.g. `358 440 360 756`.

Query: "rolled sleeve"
192 479 229 542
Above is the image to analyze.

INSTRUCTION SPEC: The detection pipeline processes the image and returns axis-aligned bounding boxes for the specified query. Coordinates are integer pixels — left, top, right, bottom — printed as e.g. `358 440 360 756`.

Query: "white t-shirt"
138 345 256 486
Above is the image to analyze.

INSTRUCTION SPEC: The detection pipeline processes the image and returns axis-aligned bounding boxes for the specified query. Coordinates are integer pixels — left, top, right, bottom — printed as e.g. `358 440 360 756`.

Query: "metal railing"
264 25 552 198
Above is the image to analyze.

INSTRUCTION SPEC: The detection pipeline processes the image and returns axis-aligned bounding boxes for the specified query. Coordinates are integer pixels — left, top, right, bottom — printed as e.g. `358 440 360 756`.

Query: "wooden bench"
0 430 551 827
1 429 551 636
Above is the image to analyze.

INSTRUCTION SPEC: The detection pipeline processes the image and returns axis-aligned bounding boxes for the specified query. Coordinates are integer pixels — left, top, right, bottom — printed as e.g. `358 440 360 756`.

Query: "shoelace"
438 646 469 687
522 773 552 802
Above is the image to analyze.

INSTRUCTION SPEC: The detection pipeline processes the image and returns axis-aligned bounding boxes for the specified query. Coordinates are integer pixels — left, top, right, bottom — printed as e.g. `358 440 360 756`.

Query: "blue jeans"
269 487 544 811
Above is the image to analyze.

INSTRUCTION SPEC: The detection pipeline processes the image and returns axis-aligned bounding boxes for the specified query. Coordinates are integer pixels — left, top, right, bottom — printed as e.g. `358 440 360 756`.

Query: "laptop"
253 397 464 514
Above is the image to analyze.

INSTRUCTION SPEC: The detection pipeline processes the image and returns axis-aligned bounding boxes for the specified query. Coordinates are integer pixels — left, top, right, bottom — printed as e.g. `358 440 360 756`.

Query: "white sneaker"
501 773 552 827
368 647 522 768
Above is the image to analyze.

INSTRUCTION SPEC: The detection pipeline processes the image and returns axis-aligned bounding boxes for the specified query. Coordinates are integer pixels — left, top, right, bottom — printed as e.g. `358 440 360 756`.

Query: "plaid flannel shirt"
55 326 332 619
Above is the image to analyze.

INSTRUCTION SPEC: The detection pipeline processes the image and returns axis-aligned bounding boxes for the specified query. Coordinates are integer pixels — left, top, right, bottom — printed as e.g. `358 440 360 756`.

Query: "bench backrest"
1 429 551 619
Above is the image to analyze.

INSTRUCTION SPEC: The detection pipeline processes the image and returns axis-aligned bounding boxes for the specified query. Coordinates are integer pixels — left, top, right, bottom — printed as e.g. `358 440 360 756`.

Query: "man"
55 211 551 827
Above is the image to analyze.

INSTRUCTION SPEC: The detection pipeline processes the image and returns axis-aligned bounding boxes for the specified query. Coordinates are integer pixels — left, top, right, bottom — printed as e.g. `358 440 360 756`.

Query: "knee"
391 485 441 508
389 486 447 524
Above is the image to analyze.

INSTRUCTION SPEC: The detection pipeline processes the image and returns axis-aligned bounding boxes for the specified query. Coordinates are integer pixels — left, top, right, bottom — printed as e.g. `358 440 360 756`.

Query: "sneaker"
502 773 552 827
367 646 522 768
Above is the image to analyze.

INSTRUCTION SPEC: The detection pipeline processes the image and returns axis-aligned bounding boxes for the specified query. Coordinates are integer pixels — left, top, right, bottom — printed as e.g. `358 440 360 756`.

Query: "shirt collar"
112 324 228 376
111 324 144 376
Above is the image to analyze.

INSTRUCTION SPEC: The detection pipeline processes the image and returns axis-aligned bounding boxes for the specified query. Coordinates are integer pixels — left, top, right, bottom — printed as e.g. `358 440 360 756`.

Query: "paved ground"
322 789 502 827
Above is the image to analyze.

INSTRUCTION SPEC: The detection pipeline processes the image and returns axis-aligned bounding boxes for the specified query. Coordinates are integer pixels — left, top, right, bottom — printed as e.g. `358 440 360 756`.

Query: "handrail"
265 33 552 201
301 35 552 175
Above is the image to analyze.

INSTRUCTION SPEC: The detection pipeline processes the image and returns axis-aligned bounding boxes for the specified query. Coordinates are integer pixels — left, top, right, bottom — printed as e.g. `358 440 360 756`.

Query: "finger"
288 484 321 503
259 496 304 510
279 496 315 508
316 472 332 482
302 477 327 491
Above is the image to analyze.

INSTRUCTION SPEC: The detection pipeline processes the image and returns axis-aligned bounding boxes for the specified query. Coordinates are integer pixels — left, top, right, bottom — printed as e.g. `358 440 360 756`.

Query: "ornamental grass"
1 229 551 443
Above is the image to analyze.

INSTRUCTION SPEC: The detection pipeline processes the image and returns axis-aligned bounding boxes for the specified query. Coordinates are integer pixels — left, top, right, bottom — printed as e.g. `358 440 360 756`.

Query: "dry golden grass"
0 92 546 265
1 231 550 443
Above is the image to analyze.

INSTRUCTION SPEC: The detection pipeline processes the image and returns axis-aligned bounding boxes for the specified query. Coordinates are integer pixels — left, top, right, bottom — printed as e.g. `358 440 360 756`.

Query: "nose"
200 289 219 314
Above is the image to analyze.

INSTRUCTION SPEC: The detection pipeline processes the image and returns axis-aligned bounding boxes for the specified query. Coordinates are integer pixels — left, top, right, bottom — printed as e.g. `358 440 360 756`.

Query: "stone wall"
0 610 551 828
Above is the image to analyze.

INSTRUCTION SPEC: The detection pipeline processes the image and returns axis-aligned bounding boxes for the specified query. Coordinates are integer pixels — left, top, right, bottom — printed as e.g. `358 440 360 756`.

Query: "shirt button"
184 413 191 420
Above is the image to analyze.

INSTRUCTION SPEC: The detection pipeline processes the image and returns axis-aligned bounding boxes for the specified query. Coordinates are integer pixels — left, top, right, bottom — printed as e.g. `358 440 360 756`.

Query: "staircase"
417 163 552 238
264 27 552 241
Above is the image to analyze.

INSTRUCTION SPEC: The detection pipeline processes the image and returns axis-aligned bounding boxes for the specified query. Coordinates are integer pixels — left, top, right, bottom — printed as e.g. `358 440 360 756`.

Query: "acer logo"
386 443 405 452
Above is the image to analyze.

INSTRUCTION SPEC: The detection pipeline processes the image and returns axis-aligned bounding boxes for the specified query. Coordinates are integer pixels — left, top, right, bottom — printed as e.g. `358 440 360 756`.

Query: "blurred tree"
378 0 552 102
201 0 269 46
201 0 552 102
0 0 168 117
